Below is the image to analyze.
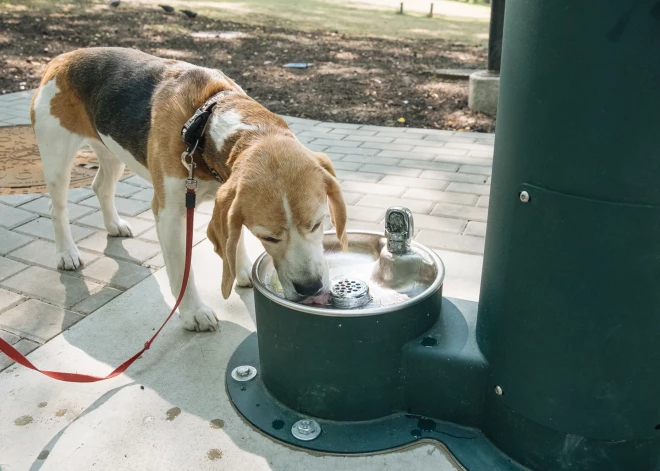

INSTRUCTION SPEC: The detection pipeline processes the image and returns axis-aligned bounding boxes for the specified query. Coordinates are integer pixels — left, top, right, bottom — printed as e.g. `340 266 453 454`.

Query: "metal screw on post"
519 191 530 203
495 385 504 395
231 365 257 382
291 419 322 441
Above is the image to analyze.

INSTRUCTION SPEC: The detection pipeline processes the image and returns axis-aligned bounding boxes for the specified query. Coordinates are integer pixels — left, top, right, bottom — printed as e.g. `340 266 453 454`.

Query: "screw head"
298 420 314 435
236 366 251 377
495 385 503 395
231 365 257 382
519 191 530 203
291 419 321 441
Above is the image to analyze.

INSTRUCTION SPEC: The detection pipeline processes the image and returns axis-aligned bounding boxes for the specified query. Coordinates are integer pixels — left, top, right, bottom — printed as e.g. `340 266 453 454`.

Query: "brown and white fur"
30 47 347 331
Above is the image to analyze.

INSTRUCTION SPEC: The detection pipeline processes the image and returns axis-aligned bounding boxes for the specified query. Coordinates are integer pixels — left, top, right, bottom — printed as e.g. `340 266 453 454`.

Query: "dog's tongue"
301 292 330 306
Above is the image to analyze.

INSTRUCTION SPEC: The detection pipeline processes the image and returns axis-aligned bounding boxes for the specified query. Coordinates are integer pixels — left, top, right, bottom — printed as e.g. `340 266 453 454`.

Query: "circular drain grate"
330 277 370 309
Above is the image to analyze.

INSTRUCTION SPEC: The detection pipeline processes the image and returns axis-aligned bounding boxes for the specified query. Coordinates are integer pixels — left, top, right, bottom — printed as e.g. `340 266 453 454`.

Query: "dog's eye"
261 236 280 243
311 222 322 232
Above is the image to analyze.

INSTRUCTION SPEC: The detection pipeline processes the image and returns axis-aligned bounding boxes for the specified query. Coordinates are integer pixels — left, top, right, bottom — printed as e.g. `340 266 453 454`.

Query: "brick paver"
19 197 95 222
0 299 84 343
0 89 494 371
0 227 33 255
1 266 104 309
10 239 99 270
15 217 96 242
0 288 24 312
0 203 39 229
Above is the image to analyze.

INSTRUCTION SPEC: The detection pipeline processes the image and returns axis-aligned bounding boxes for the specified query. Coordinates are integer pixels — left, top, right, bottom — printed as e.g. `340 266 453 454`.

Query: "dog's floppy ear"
207 180 244 299
315 153 348 251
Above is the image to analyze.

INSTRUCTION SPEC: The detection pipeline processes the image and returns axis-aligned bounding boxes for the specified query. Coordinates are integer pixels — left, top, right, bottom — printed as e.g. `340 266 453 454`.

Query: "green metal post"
477 1 660 470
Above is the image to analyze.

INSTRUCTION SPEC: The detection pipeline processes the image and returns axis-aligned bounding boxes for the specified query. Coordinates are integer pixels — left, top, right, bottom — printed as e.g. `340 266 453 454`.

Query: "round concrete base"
468 70 500 117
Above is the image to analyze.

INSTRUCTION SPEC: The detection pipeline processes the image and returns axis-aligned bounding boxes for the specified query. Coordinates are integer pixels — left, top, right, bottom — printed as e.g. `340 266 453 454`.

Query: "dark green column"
477 1 660 470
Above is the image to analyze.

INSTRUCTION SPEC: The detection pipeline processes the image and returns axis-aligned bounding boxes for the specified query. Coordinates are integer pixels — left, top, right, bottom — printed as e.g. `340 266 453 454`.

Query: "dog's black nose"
293 279 324 297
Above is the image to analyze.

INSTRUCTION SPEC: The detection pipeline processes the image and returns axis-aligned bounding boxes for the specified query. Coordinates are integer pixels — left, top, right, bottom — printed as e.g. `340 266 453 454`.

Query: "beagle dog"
30 47 347 331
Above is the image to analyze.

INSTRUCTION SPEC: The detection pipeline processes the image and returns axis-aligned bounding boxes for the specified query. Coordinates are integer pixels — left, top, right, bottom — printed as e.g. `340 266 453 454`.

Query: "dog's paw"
236 265 253 289
107 218 133 237
180 305 220 332
56 246 82 270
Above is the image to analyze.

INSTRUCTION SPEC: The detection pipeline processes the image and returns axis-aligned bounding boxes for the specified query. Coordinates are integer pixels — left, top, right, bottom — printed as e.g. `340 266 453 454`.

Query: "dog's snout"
293 279 324 297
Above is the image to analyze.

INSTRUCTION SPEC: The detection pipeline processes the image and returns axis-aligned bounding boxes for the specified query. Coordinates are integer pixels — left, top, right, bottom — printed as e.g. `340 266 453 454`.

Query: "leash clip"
181 140 199 191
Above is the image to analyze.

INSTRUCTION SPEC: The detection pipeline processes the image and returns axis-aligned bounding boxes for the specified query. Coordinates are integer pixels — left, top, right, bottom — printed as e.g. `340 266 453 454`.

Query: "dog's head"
207 135 347 301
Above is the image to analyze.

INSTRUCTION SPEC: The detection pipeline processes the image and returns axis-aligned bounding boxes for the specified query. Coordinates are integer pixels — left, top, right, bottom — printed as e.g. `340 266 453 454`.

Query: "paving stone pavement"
0 90 493 371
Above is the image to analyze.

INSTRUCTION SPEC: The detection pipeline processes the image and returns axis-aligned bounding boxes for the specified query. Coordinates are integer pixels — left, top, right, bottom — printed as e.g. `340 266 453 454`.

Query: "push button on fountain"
330 277 370 309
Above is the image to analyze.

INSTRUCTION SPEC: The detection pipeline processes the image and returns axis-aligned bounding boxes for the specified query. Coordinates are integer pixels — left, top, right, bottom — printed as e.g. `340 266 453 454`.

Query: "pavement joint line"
0 276 106 309
0 294 27 316
0 261 31 282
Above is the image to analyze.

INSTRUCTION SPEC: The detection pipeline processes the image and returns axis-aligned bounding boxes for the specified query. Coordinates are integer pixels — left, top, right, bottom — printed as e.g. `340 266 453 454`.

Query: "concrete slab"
75 211 154 236
0 227 33 255
131 188 155 202
0 193 41 207
18 198 95 222
70 287 122 315
0 266 104 309
78 195 152 217
66 187 95 204
80 257 154 290
14 217 96 242
8 239 99 271
0 256 28 281
0 237 477 471
0 299 84 344
0 287 24 313
144 252 165 269
77 233 161 264
0 202 39 229
0 329 20 344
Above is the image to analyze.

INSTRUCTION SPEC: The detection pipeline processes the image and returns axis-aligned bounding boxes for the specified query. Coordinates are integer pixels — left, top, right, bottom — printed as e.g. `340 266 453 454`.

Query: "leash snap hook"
181 149 198 190
181 138 200 177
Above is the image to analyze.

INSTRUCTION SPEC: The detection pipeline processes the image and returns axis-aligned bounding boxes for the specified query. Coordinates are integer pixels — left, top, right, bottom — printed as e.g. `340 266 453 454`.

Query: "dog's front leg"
155 177 219 332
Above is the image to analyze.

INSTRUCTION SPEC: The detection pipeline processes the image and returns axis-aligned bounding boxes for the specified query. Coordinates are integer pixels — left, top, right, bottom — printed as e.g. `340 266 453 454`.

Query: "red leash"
0 188 197 383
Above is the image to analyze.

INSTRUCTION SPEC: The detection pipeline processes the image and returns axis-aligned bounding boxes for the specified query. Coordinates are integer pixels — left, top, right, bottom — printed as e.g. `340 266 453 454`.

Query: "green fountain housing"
226 1 660 469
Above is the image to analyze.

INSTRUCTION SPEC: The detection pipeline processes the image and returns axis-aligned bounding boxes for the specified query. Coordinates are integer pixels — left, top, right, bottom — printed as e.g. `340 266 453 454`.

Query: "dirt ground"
0 5 494 132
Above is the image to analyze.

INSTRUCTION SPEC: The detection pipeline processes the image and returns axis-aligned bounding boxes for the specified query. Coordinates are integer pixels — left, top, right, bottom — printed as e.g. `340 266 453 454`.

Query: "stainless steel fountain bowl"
252 231 445 317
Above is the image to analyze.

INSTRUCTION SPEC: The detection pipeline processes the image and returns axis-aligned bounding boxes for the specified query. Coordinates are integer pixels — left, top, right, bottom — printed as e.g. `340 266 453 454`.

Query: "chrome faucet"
385 207 414 255
373 206 426 291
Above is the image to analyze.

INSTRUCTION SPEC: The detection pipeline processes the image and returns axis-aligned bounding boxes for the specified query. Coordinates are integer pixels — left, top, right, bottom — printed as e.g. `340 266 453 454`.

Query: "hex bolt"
298 420 314 434
495 385 504 395
291 419 322 441
519 191 530 203
231 365 257 382
236 366 251 377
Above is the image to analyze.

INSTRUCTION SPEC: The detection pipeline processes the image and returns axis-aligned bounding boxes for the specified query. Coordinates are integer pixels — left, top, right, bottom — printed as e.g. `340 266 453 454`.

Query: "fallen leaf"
397 117 405 123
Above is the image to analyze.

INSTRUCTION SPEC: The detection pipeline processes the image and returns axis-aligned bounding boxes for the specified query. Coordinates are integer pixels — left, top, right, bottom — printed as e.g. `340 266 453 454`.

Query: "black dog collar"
180 90 236 183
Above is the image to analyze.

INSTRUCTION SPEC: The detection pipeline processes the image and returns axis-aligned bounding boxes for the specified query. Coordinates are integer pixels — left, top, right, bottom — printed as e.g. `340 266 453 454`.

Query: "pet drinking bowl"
250 207 444 421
